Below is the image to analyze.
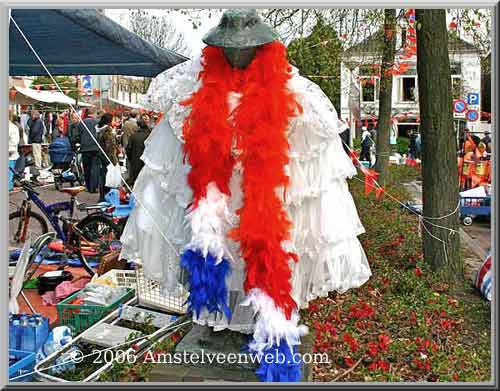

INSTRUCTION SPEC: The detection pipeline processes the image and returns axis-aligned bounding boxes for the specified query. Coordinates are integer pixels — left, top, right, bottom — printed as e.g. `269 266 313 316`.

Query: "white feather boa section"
184 182 236 264
241 288 309 355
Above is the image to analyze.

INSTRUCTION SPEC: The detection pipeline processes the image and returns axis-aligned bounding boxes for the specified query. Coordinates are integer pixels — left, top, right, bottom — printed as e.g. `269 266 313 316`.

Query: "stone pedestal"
148 324 314 382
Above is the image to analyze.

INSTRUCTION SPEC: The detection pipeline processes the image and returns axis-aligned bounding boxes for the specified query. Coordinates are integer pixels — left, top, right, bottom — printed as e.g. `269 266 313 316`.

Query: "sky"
105 8 491 58
105 9 220 55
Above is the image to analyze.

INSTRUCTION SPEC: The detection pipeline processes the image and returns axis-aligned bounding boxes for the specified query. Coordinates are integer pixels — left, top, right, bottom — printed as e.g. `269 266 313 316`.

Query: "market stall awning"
9 9 189 77
108 96 143 110
12 86 94 107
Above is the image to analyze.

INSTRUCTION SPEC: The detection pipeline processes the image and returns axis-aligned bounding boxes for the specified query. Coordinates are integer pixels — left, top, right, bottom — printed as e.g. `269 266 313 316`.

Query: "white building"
340 27 483 140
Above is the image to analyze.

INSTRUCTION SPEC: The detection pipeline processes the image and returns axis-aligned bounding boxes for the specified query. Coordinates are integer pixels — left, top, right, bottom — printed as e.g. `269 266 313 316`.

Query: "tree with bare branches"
129 9 191 57
416 9 462 282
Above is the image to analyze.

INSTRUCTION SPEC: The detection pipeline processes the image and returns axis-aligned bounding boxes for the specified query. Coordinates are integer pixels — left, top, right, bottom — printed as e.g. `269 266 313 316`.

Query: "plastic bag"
105 164 121 188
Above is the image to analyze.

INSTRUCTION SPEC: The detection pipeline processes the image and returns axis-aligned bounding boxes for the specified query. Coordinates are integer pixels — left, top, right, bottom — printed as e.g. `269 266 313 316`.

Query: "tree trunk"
374 9 397 184
415 9 462 282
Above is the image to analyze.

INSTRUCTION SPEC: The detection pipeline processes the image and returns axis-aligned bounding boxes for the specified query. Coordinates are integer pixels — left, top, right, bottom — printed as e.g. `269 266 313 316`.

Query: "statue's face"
223 47 258 69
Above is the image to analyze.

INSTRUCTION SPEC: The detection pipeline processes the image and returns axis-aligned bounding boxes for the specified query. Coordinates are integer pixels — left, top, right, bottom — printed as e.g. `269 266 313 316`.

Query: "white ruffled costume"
120 54 371 338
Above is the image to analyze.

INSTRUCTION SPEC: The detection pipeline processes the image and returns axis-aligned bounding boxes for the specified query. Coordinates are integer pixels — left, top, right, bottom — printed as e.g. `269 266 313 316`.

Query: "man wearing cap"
121 9 370 382
121 109 139 183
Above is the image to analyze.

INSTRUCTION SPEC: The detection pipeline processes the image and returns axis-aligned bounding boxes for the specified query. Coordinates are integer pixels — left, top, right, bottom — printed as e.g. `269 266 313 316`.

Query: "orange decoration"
181 42 303 318
375 186 385 200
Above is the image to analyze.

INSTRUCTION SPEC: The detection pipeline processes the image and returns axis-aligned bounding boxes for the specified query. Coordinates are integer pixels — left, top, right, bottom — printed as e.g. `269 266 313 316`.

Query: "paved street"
9 182 101 216
403 180 491 282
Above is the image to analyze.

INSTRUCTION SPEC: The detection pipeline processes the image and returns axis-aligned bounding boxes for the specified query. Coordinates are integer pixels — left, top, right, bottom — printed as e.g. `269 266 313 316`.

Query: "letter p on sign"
467 93 480 106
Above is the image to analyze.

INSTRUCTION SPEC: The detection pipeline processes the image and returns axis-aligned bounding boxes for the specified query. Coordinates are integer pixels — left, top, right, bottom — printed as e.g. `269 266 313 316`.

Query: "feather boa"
181 42 305 382
181 42 302 319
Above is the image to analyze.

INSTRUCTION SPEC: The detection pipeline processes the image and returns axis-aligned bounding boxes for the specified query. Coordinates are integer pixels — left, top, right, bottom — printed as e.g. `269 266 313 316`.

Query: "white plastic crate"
135 263 187 314
99 269 137 289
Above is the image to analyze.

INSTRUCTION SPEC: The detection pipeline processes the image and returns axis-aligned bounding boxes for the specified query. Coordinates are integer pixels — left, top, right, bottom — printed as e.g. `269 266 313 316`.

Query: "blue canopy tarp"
9 9 189 77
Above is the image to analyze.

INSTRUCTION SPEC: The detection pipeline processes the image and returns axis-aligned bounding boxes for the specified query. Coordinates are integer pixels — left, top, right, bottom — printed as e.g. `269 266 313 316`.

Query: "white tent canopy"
108 96 143 110
12 86 93 107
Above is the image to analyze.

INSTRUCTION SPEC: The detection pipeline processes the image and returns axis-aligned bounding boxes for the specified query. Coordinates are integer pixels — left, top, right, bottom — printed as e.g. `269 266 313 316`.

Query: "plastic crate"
56 287 135 334
100 269 137 289
9 349 36 382
135 263 187 314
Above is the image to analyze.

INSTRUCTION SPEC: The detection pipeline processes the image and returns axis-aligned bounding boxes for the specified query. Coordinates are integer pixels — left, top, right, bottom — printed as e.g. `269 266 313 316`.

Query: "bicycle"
8 169 121 276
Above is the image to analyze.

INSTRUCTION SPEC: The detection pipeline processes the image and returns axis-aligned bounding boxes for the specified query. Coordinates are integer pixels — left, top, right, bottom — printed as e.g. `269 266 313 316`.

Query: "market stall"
9 8 191 382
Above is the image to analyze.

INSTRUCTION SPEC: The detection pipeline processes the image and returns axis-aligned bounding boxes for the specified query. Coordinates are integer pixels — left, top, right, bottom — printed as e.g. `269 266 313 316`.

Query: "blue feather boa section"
248 339 302 382
180 249 232 320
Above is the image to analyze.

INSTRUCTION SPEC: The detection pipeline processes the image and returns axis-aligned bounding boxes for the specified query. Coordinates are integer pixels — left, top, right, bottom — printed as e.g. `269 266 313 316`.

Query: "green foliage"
302 165 490 382
397 137 410 155
31 75 81 101
288 18 342 110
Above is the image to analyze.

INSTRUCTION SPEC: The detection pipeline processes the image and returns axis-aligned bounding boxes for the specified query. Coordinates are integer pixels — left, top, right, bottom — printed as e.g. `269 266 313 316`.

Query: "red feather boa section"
181 42 302 319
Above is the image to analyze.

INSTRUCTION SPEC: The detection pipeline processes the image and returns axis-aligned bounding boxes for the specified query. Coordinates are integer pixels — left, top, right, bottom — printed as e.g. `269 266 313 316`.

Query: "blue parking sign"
467 92 480 106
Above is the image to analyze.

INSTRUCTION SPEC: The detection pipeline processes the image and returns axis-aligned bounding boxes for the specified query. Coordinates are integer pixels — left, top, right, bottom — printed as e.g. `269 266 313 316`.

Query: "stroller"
48 137 84 190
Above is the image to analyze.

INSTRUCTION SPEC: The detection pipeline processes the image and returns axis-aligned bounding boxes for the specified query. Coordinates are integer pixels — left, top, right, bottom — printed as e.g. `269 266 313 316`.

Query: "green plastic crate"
56 287 135 334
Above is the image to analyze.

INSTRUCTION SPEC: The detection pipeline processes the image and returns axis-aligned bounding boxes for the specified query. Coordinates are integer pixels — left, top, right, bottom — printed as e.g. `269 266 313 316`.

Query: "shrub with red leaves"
378 334 391 351
344 356 355 367
343 332 359 352
368 360 391 372
349 301 375 319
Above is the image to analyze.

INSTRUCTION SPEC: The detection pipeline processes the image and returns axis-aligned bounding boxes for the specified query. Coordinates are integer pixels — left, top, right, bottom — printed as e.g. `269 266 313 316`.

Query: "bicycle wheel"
8 210 49 250
70 214 121 276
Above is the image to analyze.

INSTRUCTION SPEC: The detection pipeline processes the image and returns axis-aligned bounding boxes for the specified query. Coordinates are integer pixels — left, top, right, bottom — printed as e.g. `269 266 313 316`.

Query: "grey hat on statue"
202 9 280 49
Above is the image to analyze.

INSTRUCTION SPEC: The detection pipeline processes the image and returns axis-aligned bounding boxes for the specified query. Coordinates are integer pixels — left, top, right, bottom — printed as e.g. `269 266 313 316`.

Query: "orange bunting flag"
375 186 385 200
348 149 358 164
9 89 17 99
364 169 379 195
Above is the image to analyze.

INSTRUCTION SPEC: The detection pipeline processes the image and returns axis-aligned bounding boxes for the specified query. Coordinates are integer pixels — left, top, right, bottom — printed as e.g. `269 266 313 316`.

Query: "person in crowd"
13 115 25 146
121 110 139 179
9 111 21 190
96 113 119 202
26 110 44 169
126 115 151 187
141 113 152 129
79 107 100 193
121 109 139 150
52 117 65 139
360 126 372 162
415 132 422 160
482 131 491 154
475 142 488 161
9 110 20 162
408 131 417 160
464 130 478 154
67 111 81 149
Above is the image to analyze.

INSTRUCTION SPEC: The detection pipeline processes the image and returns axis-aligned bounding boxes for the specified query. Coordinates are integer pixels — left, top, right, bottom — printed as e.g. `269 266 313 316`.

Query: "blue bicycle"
9 169 121 276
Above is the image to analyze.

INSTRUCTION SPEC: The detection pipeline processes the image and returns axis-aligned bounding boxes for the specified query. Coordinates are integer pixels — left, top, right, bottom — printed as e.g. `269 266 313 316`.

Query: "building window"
451 76 463 100
401 27 407 48
360 77 379 102
400 76 417 102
